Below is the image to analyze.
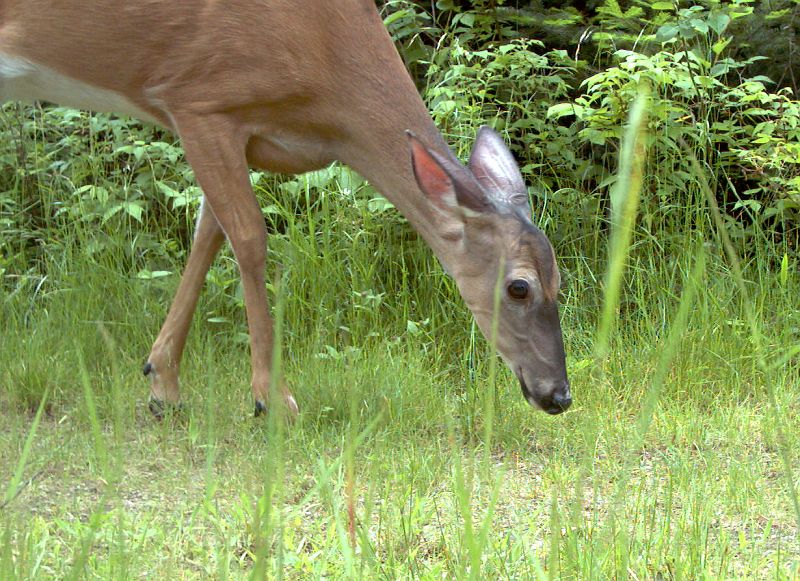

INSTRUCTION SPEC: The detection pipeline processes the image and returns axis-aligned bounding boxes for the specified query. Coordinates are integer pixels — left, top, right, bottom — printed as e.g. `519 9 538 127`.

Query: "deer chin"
517 369 572 415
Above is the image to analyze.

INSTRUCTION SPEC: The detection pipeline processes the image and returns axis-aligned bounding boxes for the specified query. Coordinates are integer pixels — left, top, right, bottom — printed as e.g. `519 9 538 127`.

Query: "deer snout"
538 382 571 415
518 373 571 415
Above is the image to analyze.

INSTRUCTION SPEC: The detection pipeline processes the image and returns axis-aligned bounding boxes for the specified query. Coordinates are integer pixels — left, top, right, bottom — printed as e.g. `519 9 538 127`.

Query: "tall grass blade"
594 86 649 361
250 273 289 580
76 348 109 477
2 389 48 508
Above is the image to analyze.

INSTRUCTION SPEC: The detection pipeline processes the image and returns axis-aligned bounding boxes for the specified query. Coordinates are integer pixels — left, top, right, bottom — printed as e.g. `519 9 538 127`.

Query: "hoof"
254 397 299 419
148 396 184 419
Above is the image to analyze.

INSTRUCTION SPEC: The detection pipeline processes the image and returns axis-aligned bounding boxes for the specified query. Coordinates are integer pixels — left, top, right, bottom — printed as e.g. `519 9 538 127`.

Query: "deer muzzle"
518 373 572 415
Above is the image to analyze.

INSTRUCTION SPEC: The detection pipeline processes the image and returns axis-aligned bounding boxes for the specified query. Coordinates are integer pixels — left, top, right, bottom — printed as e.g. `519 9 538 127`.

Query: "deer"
0 0 571 418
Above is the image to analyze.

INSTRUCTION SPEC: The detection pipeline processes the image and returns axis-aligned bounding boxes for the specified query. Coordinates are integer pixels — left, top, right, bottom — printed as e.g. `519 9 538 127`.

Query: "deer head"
409 127 571 414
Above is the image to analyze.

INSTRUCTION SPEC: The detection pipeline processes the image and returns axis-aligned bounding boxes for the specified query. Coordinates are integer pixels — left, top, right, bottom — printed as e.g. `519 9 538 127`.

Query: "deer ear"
468 126 530 213
408 131 490 218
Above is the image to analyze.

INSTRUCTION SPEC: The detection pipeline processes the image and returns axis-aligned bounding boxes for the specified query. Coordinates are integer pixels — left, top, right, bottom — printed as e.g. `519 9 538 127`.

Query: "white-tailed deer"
1 0 571 416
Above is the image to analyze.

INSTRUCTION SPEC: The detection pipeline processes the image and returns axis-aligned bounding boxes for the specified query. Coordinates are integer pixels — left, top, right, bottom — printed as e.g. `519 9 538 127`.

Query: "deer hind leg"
167 112 298 418
144 197 225 416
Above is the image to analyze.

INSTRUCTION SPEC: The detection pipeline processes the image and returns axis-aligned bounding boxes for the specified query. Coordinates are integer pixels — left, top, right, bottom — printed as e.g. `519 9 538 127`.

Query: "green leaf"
547 103 584 119
743 108 774 117
207 317 231 324
710 62 729 77
156 182 177 197
261 204 283 216
92 186 109 204
137 270 172 280
780 253 789 287
102 205 123 222
655 24 679 43
122 201 144 222
367 197 395 213
454 12 474 27
651 2 675 9
383 10 408 27
707 12 731 35
733 199 762 212
712 37 732 56
678 21 697 39
690 19 709 35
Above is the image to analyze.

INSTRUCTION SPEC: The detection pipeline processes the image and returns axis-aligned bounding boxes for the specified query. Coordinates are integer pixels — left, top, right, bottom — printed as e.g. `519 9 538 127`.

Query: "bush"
380 0 800 247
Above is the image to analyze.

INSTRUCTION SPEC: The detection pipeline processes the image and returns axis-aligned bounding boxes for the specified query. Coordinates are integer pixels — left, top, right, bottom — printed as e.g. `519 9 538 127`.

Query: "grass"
2 101 800 579
1 284 797 579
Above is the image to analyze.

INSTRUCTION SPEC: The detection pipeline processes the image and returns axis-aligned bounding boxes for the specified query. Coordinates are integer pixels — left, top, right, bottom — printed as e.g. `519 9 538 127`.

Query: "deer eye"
507 279 530 300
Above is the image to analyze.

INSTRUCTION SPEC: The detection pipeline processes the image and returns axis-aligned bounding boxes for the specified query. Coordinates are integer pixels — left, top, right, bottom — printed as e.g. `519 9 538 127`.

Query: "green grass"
2 103 800 579
1 264 798 579
2 214 799 579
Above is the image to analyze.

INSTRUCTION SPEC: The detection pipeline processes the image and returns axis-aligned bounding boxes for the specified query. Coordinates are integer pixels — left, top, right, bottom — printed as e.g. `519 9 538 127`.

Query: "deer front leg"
144 197 225 416
170 112 298 419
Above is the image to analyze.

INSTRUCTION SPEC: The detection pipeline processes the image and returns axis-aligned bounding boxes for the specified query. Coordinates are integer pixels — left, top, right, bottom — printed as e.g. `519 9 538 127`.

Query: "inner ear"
408 135 457 211
407 131 493 217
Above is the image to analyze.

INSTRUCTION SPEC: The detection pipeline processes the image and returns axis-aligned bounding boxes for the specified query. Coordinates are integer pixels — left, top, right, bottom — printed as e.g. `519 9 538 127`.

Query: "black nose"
544 384 572 415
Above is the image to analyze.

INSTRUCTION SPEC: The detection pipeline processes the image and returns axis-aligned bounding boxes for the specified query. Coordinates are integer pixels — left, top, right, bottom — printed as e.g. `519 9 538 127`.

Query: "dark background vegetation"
379 0 800 246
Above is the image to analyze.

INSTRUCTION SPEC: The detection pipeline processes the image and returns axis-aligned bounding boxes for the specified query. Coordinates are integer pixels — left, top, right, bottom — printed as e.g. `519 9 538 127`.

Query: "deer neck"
343 122 466 276
314 69 462 277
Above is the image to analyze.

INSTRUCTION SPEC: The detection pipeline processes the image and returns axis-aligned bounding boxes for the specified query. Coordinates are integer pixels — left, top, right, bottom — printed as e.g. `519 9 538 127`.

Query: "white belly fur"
0 53 155 122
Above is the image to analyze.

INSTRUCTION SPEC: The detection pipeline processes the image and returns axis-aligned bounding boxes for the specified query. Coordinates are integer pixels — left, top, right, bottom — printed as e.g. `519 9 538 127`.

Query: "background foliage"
380 0 800 245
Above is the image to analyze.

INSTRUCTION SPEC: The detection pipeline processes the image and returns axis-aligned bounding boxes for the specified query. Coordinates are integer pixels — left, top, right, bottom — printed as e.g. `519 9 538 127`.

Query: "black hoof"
143 362 154 376
148 396 184 419
254 400 268 417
